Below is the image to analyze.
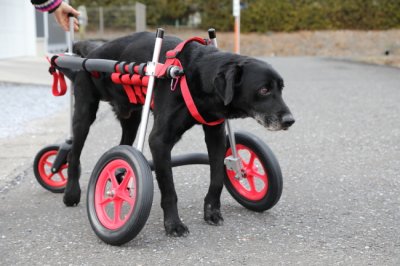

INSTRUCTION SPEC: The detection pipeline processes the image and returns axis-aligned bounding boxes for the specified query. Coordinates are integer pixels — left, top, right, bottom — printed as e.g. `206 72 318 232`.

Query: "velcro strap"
138 63 146 76
126 62 136 74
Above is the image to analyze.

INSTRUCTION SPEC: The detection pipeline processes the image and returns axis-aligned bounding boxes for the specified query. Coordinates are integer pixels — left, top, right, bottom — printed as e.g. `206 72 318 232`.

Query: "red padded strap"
134 85 145 104
123 84 138 104
121 74 138 104
112 73 137 104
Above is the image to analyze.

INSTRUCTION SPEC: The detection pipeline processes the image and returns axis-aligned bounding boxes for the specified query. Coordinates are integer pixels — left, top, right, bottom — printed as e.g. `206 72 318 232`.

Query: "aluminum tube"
66 14 74 55
55 56 85 70
208 29 239 159
67 15 75 139
136 28 164 152
147 153 210 171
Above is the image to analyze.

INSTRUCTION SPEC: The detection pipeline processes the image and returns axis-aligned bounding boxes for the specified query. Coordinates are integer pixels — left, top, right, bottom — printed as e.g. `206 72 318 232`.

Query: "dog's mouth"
253 113 295 131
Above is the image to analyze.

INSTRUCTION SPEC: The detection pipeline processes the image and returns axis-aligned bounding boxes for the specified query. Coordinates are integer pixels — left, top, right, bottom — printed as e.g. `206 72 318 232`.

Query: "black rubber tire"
224 131 283 212
87 145 154 246
33 145 67 193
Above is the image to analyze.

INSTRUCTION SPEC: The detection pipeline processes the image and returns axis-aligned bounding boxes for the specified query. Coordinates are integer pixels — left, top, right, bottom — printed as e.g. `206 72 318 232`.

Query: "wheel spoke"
248 151 257 168
44 161 53 167
117 191 135 206
46 172 54 180
57 171 66 181
113 200 122 224
250 170 267 181
247 175 257 192
99 197 113 206
60 164 68 170
119 169 133 190
108 169 119 189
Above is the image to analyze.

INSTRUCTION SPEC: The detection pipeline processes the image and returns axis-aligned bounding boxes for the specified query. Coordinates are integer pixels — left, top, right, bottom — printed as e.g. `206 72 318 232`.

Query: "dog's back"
73 40 105 57
74 32 182 64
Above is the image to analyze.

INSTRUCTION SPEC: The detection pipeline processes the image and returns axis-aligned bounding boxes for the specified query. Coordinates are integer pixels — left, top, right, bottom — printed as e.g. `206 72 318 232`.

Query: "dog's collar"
157 38 225 126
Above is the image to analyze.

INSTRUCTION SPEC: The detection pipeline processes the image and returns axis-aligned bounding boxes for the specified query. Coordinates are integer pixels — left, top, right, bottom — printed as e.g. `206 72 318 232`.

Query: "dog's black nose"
281 113 295 128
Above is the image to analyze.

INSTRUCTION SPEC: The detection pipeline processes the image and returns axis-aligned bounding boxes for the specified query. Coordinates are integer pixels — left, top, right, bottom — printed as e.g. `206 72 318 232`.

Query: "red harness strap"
156 37 225 126
180 74 224 126
47 56 67 96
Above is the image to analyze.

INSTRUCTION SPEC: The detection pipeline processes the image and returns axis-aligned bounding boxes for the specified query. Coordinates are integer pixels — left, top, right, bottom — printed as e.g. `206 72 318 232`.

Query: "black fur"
62 32 294 236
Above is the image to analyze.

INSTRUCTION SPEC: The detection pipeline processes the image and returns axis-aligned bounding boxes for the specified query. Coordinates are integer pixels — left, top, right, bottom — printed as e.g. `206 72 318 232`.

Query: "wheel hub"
106 189 115 197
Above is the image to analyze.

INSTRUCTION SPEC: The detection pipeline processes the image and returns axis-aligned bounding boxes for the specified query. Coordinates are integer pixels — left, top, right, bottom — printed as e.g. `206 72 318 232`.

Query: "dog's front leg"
64 78 99 206
203 124 226 225
149 125 189 237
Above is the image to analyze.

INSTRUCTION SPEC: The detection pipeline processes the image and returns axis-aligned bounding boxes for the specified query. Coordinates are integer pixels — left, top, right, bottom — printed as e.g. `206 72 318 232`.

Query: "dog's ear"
211 63 242 105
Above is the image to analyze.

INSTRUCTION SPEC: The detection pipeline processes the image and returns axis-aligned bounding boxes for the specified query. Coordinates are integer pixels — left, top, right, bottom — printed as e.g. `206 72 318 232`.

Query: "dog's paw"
63 186 81 207
204 204 224 226
164 220 189 237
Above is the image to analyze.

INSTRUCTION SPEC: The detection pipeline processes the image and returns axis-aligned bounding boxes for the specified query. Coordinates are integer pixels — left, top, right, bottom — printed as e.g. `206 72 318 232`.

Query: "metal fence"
77 3 146 40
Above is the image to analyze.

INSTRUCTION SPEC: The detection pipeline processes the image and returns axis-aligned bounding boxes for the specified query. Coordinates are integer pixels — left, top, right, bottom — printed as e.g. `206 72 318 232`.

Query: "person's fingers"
63 21 69 32
70 8 80 17
61 16 79 31
54 15 68 31
73 17 80 31
65 6 80 18
53 3 81 32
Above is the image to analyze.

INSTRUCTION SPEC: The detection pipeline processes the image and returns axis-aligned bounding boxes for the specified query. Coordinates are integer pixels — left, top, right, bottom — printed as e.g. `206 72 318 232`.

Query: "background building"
0 1 37 59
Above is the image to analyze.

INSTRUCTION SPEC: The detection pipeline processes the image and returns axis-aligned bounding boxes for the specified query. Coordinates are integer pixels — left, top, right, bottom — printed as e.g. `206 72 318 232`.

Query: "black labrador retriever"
63 31 294 236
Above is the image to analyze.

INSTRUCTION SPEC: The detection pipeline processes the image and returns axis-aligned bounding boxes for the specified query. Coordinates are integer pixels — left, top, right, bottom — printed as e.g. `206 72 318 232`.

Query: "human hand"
53 2 80 31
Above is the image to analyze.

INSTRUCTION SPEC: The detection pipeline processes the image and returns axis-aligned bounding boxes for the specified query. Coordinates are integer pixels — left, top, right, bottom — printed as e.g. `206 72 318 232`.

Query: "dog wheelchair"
33 17 283 246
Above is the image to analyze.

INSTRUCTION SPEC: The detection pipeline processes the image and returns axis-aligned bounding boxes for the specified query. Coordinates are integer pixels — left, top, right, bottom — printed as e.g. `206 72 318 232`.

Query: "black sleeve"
31 0 48 4
31 0 62 13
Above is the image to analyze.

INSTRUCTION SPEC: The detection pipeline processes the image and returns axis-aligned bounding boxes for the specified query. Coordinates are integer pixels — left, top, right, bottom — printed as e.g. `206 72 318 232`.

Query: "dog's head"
213 57 294 131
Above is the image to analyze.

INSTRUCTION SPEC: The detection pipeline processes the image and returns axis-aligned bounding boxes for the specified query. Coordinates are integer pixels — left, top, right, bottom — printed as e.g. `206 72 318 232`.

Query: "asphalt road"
0 57 399 265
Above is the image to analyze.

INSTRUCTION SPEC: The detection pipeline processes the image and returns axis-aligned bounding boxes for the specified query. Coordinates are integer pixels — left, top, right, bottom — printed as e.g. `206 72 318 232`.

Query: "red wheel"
224 132 283 212
87 145 153 246
33 145 67 193
225 144 268 201
94 159 137 230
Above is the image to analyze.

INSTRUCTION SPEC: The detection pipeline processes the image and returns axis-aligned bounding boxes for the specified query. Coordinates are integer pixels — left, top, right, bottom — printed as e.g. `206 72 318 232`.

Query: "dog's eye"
258 87 271 96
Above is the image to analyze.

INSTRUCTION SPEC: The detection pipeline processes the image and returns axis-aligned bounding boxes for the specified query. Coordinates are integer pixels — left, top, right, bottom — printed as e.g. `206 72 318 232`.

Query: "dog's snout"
281 113 295 128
